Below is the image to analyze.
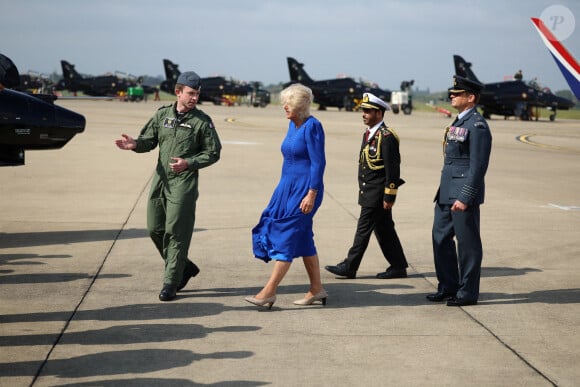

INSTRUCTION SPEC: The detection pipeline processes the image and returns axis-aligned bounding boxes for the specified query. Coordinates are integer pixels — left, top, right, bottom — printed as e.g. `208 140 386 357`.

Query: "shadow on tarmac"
0 324 261 347
0 349 255 378
0 228 209 249
0 272 129 284
57 379 268 386
0 302 228 323
0 228 149 249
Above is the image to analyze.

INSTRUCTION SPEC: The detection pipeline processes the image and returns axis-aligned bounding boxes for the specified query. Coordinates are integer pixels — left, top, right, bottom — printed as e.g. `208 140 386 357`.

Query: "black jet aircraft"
56 60 155 97
159 59 265 106
14 71 54 94
286 57 391 111
56 60 130 96
0 54 85 166
454 55 575 121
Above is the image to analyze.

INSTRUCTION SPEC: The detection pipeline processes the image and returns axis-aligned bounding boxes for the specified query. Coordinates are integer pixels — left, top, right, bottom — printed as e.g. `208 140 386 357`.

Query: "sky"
1 0 579 93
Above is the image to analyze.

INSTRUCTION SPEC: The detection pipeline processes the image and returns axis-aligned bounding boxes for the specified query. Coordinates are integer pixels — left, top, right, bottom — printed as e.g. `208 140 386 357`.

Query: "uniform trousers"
432 203 482 301
344 206 408 272
147 188 198 286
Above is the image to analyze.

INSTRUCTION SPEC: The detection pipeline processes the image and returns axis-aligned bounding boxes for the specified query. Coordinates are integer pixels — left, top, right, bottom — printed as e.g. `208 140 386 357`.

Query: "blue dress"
252 116 326 262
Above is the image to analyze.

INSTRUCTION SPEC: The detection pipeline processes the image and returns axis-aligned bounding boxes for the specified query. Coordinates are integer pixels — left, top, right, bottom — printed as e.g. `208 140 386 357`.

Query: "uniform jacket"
134 103 222 199
358 122 404 207
436 108 492 205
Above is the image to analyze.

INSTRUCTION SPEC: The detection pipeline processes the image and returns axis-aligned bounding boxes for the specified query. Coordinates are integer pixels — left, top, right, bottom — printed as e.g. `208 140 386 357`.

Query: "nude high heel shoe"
244 295 276 309
293 290 328 306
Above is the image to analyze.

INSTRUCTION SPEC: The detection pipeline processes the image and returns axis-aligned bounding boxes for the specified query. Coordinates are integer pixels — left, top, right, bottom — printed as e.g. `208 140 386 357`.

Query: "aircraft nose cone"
55 106 85 133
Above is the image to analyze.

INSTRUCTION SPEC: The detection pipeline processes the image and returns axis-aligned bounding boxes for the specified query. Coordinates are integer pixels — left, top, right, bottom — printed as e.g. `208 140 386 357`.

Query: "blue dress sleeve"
305 117 326 191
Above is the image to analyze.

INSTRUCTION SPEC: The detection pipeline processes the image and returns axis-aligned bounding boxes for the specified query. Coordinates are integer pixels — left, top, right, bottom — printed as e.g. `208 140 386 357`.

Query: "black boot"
159 284 177 301
177 260 200 291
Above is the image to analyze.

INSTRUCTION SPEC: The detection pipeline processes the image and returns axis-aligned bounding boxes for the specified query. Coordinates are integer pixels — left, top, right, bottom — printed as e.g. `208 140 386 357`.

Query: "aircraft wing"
531 17 580 99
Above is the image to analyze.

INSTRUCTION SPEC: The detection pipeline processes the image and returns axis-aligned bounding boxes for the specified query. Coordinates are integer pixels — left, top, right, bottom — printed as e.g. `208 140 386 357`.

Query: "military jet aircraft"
159 59 265 106
531 17 579 100
286 57 391 111
454 55 574 121
55 60 130 96
0 54 85 166
56 60 155 98
14 71 54 94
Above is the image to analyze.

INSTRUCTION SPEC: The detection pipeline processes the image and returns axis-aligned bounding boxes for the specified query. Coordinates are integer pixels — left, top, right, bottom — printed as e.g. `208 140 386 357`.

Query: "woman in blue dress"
245 84 327 309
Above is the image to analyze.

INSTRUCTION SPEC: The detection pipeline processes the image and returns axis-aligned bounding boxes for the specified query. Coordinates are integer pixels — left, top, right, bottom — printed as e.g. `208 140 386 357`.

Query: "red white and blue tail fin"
531 17 580 99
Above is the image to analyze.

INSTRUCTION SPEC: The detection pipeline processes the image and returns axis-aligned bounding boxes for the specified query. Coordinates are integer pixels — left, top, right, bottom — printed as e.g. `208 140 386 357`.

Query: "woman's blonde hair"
280 83 313 121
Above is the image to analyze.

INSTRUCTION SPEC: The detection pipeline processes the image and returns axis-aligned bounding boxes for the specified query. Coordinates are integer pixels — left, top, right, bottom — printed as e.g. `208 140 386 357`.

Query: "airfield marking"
545 203 580 211
516 133 565 150
515 133 580 154
223 117 269 129
224 117 255 127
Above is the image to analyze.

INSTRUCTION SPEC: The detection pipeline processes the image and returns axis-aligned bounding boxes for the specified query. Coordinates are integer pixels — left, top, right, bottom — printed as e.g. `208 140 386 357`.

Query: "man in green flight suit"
115 71 222 301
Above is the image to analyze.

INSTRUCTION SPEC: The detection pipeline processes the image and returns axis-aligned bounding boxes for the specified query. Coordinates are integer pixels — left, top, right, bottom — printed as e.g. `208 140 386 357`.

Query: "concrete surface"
1 99 579 386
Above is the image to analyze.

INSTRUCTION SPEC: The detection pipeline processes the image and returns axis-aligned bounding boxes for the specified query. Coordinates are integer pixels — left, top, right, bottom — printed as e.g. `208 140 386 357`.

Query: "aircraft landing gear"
520 110 530 121
548 107 556 121
342 96 355 112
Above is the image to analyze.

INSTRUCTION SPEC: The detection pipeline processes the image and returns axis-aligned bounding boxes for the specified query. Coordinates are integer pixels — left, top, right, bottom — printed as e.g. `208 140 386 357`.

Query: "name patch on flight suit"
163 117 176 128
447 126 469 142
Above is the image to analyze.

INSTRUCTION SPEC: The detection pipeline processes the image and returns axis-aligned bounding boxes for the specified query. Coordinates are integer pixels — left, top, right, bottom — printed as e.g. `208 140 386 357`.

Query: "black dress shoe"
324 262 356 279
159 284 177 301
446 297 477 307
376 267 407 279
177 260 200 291
426 291 456 302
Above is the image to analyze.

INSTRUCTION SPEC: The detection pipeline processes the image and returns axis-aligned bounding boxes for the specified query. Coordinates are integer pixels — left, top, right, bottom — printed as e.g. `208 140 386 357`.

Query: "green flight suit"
134 102 221 285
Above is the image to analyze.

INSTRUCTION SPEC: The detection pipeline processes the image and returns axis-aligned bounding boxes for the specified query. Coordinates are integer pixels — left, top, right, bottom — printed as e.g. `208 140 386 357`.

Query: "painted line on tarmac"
224 117 256 127
224 117 252 127
516 133 580 154
545 203 580 211
516 133 564 150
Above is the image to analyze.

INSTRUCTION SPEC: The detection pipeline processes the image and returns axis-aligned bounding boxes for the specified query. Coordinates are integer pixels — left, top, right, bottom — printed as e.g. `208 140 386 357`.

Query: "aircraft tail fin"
162 59 180 82
453 55 482 84
60 61 81 80
287 57 314 84
531 17 580 99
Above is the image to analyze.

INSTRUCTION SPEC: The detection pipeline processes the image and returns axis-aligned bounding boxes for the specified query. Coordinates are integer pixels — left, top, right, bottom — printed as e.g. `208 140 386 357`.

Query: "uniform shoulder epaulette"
380 127 392 137
195 108 214 124
157 103 173 111
382 126 400 142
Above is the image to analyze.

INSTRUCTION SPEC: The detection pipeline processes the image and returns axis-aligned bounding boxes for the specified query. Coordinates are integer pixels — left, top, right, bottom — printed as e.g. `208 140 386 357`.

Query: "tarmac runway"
1 99 579 386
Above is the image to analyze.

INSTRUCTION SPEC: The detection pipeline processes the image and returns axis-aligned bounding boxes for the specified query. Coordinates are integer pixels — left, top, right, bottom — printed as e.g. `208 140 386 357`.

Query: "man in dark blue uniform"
325 93 408 279
427 75 492 306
